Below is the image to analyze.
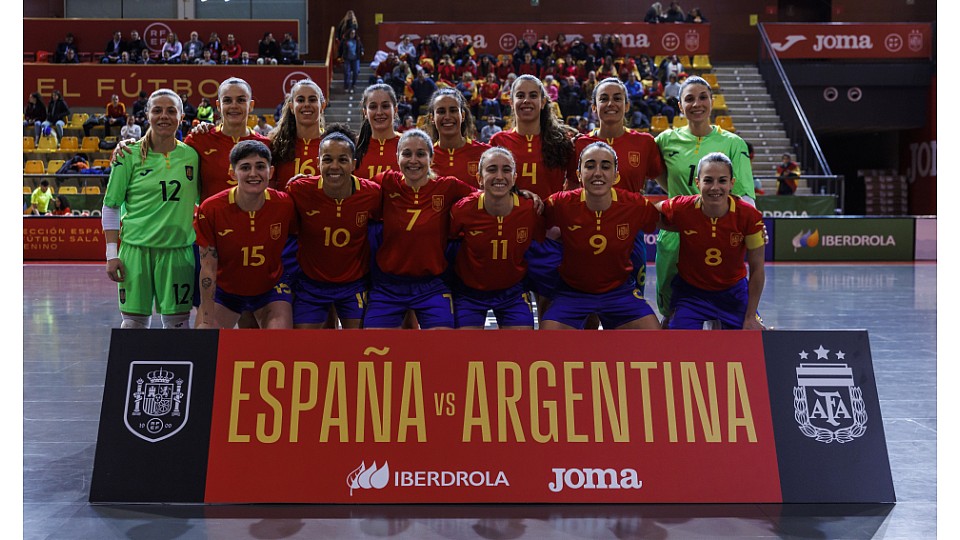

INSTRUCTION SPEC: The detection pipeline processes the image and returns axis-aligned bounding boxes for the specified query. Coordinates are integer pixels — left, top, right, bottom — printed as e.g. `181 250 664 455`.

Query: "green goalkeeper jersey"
655 125 756 199
104 140 199 248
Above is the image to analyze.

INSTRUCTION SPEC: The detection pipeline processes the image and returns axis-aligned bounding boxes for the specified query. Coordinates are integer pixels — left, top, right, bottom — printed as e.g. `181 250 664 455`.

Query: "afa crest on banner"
793 356 868 444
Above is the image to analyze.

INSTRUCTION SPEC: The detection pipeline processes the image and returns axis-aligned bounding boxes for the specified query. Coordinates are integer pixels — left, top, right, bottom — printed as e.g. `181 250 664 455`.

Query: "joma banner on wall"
764 23 932 60
90 330 894 504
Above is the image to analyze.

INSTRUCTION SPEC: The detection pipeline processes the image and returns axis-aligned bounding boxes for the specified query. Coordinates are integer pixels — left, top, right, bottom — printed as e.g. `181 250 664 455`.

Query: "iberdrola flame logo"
347 461 390 495
791 229 820 252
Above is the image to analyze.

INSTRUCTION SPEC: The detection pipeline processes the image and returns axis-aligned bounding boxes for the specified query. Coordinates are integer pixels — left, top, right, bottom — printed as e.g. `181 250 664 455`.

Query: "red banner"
377 22 710 57
204 330 779 503
24 217 103 261
24 18 299 60
23 64 330 109
764 23 932 59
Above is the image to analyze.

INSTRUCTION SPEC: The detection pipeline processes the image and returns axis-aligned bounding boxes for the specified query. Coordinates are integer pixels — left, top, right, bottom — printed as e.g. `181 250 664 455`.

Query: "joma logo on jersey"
124 362 193 443
218 229 234 237
793 355 868 444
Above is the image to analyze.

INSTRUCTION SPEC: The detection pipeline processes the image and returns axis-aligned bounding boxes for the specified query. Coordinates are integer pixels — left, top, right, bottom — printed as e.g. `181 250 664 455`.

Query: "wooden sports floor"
23 262 937 539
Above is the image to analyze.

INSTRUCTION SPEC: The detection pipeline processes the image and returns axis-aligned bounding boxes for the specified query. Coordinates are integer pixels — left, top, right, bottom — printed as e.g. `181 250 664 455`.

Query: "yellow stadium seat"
262 114 275 125
37 135 59 152
104 136 117 143
650 115 670 133
93 159 112 169
672 116 688 129
58 186 78 195
81 137 100 152
692 55 713 71
24 160 45 174
59 136 80 153
677 56 692 69
247 114 259 128
712 94 728 113
82 186 101 195
702 73 719 91
23 137 35 152
67 113 88 128
46 159 65 174
716 115 736 132
24 186 32 194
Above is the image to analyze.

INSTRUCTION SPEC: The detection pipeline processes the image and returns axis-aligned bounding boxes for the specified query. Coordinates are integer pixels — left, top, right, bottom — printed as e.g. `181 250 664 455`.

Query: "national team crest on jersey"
270 223 282 240
516 227 529 243
629 151 641 168
617 223 630 241
119 288 126 304
185 166 194 181
356 212 368 228
793 356 868 444
467 161 480 177
124 361 192 443
432 195 445 212
730 232 744 247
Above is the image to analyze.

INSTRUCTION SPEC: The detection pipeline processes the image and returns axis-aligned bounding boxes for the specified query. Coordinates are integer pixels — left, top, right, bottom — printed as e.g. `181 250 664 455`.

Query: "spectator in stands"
638 54 657 80
644 3 666 23
62 49 80 64
338 28 364 92
410 66 438 117
373 51 399 85
625 72 645 109
664 1 686 22
686 7 708 22
126 30 146 60
479 72 502 119
237 51 254 65
101 31 126 64
568 37 588 62
195 49 217 65
197 97 215 124
456 71 479 106
280 32 300 64
42 90 70 141
223 34 243 63
337 9 359 41
480 115 502 143
24 92 46 144
120 113 141 140
117 51 133 64
84 94 127 137
257 32 281 65
557 75 583 120
50 195 72 216
206 32 223 58
658 54 683 84
396 34 417 72
398 114 416 133
218 51 232 65
254 116 273 137
184 31 205 63
179 92 197 135
776 153 801 195
517 52 539 78
28 180 55 215
663 73 682 111
136 48 155 64
55 33 77 64
161 32 183 64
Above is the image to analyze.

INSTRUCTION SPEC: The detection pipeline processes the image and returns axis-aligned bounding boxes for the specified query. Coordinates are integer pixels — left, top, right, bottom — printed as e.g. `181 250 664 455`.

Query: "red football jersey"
286 175 382 283
659 195 765 291
490 129 569 200
449 192 545 291
273 138 322 191
545 188 660 294
184 127 271 202
357 135 401 181
432 139 490 186
376 170 476 277
570 129 664 193
194 187 295 296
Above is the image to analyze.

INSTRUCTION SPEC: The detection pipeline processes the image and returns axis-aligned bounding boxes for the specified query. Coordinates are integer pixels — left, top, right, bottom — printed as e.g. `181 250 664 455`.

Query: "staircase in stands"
323 64 376 134
712 64 808 195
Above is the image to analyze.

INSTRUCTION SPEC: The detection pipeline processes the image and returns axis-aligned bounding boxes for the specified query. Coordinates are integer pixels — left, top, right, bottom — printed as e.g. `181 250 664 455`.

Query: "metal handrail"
756 23 832 177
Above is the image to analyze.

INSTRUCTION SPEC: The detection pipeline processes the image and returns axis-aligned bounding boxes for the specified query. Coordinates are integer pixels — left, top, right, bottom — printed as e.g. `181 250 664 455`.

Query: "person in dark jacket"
41 90 70 141
24 92 47 143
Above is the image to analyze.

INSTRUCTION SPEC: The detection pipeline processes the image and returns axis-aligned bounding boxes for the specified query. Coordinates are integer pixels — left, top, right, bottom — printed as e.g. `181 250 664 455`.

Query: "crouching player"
194 140 296 328
657 152 766 330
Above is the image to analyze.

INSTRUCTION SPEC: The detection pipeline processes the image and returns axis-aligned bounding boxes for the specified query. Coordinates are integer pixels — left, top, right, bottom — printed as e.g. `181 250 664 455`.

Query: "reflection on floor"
23 263 936 539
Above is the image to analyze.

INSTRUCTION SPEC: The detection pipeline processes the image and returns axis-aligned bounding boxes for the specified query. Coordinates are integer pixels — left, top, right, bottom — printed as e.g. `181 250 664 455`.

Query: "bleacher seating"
82 186 101 195
24 160 45 175
36 135 59 152
60 136 80 153
80 137 100 152
23 137 36 152
715 115 736 132
692 55 713 72
46 159 65 174
650 115 670 134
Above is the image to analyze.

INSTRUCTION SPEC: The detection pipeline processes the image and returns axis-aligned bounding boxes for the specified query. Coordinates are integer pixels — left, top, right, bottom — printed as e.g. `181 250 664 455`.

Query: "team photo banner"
377 22 710 57
90 330 894 504
23 63 330 109
764 23 932 60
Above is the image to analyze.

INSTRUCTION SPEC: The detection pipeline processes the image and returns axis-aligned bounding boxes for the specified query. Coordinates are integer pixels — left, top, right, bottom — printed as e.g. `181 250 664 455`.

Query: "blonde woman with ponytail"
102 89 199 329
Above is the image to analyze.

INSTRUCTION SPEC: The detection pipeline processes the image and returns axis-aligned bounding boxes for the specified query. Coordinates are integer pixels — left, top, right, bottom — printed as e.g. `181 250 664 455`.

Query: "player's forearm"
744 250 765 322
198 247 218 326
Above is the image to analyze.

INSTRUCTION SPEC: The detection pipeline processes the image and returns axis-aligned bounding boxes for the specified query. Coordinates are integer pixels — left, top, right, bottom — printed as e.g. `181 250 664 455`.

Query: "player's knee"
161 313 191 329
120 314 151 329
